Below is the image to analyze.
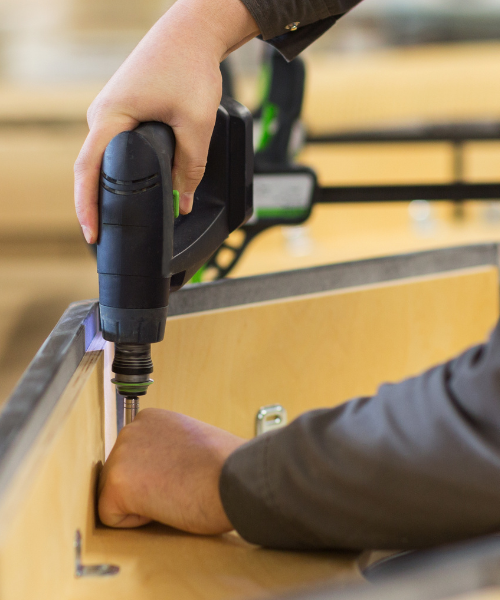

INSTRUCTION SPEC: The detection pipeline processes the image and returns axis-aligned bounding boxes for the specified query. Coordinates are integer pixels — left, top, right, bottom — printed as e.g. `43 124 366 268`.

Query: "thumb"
171 118 216 214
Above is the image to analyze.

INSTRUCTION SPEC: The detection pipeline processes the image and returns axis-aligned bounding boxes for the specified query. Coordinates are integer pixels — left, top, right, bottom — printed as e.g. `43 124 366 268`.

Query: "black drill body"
97 97 253 420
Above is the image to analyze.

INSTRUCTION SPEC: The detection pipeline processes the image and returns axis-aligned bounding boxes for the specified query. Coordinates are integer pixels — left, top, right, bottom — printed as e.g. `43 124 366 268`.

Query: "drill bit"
123 396 140 425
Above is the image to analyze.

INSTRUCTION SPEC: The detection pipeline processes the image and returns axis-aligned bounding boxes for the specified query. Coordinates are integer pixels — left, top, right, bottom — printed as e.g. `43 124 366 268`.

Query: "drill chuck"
111 343 154 399
112 343 153 426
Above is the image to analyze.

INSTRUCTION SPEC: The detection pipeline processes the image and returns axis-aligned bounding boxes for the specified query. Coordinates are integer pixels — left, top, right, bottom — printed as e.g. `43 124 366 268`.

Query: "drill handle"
169 96 253 289
134 120 226 290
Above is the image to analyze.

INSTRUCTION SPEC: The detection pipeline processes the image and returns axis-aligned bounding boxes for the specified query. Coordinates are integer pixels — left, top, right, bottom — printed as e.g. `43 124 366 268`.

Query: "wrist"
211 436 247 533
166 0 260 61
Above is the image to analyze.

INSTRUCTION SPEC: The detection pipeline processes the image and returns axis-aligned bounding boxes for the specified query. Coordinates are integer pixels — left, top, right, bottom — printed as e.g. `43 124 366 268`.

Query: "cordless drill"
97 97 253 424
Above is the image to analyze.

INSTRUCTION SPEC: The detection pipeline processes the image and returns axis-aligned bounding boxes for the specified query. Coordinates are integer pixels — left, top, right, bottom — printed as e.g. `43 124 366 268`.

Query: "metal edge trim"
169 244 500 316
0 300 98 501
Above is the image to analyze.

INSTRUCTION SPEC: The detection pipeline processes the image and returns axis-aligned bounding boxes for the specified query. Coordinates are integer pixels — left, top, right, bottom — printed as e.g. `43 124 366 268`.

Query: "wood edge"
167 265 499 321
0 333 105 540
0 301 99 507
169 244 500 316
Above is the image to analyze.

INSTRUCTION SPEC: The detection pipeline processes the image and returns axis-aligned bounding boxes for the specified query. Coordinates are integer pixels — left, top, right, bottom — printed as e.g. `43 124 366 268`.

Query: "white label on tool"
249 173 315 223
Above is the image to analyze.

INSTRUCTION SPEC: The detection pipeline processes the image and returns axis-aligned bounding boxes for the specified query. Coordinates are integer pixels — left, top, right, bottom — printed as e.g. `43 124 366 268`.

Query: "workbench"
0 244 498 599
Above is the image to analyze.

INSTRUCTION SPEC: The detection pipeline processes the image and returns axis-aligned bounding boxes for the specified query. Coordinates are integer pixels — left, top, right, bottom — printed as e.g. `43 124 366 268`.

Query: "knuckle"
117 425 134 443
87 94 108 124
105 465 128 494
86 104 96 127
73 155 88 175
137 407 158 420
184 164 206 183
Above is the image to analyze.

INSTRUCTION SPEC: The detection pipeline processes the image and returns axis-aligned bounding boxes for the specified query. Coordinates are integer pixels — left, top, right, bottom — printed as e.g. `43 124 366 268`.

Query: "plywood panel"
297 143 454 186
0 338 360 598
146 266 499 439
0 336 106 600
296 141 500 187
69 525 359 600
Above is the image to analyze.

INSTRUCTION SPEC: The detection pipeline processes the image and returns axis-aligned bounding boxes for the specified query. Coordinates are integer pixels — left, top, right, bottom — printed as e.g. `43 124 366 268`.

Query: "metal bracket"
74 530 120 578
255 404 288 436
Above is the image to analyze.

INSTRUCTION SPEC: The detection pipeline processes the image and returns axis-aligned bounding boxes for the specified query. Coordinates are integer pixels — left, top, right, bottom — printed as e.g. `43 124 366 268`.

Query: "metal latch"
255 404 288 436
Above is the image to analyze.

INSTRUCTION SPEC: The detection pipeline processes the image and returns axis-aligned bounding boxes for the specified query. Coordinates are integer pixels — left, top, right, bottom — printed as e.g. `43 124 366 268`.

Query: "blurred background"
2 0 500 403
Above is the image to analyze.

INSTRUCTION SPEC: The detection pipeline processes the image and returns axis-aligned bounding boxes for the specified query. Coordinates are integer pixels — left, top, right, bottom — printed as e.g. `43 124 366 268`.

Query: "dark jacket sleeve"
239 0 364 60
220 319 500 550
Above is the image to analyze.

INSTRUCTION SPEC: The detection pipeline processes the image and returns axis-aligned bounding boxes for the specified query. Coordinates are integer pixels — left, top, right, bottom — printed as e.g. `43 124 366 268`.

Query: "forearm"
94 0 259 123
221 320 500 550
137 0 260 66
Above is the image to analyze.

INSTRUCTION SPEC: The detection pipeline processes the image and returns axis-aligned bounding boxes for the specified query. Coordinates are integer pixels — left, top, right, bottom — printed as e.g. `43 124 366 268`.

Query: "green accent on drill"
173 190 180 218
257 102 279 152
190 264 206 283
111 379 154 395
256 60 279 152
258 61 272 105
256 207 308 220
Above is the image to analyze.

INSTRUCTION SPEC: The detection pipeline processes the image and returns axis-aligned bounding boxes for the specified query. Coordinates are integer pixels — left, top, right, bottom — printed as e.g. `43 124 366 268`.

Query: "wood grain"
0 335 106 600
146 267 499 439
0 266 497 598
0 337 361 600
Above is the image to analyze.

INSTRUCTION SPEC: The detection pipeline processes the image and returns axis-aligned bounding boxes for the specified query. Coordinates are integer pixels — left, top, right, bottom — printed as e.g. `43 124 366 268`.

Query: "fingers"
99 483 151 528
74 111 215 241
98 451 151 529
97 409 242 533
99 499 151 529
74 116 137 244
172 115 216 215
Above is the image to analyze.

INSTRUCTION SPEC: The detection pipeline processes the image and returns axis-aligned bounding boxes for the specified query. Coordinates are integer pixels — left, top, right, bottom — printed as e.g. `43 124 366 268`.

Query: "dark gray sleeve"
220 319 500 550
239 0 364 60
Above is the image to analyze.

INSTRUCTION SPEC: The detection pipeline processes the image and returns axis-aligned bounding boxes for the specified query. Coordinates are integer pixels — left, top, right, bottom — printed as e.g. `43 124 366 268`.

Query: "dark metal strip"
306 120 500 144
0 301 98 502
318 184 500 203
169 244 500 316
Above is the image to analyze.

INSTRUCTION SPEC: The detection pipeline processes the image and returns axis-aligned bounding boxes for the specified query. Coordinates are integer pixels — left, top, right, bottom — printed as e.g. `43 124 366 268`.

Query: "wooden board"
146 266 499 439
297 142 500 187
0 341 361 600
0 335 106 600
0 264 497 599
